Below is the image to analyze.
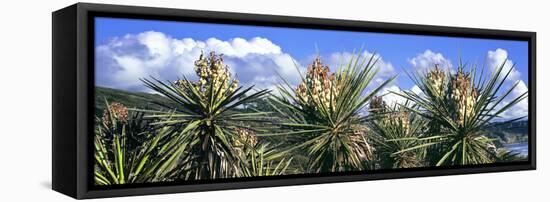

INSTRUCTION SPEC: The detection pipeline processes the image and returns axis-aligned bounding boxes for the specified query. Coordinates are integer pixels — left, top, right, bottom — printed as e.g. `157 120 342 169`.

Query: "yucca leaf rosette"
268 53 394 173
94 101 187 185
369 98 426 169
394 61 527 166
140 51 277 180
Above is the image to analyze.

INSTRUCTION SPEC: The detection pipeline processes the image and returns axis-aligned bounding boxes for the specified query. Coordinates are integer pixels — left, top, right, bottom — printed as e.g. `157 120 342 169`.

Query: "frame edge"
52 3 79 199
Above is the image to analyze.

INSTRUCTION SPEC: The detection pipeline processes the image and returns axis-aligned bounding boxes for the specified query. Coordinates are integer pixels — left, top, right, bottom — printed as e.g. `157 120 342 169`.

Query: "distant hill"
95 86 179 116
488 120 529 145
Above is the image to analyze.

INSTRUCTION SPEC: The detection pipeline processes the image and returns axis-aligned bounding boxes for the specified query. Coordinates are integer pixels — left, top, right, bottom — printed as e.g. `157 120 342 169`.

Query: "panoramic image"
93 17 529 186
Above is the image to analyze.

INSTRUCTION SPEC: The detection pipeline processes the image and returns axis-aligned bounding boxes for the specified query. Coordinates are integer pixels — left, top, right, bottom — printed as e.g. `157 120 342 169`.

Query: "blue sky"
94 17 529 119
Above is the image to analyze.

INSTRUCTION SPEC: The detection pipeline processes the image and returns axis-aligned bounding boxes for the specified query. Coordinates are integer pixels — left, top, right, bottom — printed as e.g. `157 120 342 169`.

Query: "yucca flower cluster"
174 52 238 99
450 69 478 125
369 96 386 114
427 65 446 98
102 102 128 126
141 51 273 180
296 57 339 111
369 97 410 133
233 128 258 149
384 110 411 134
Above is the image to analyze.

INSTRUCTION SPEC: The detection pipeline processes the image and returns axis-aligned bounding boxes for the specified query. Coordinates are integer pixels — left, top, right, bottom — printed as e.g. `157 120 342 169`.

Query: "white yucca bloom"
450 69 478 126
427 65 445 98
174 52 238 100
296 57 339 111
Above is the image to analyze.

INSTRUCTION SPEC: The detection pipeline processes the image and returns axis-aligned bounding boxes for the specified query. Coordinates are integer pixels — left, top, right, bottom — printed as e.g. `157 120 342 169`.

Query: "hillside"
488 120 529 145
95 86 179 116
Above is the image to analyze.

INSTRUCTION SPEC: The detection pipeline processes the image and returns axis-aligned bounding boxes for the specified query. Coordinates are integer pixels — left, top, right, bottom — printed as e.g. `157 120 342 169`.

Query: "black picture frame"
52 2 536 199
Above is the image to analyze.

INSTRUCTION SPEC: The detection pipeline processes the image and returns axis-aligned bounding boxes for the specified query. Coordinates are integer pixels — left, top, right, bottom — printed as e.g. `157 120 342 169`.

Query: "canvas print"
93 17 529 186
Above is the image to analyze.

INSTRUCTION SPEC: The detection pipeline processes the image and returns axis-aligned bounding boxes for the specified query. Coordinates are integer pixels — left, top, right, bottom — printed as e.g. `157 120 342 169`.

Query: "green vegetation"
488 120 528 145
266 55 393 172
94 101 189 185
95 86 179 116
394 63 527 166
139 52 273 180
94 51 528 185
368 99 427 169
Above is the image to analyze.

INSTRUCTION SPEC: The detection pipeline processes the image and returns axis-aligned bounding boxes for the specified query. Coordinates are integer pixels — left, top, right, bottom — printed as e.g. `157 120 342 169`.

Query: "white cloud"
203 37 282 57
316 51 401 113
378 85 421 106
485 49 527 120
96 31 301 92
327 51 395 77
408 50 452 72
486 48 520 81
411 85 423 96
379 85 406 106
324 51 396 86
497 80 528 120
97 31 400 98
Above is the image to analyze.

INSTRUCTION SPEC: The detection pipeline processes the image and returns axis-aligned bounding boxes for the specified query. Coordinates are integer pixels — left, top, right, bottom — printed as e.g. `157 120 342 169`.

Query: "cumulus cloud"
411 85 423 96
96 31 301 92
486 48 520 81
378 85 407 106
377 85 422 106
327 51 394 74
496 80 528 120
408 50 452 72
323 51 396 86
484 49 527 120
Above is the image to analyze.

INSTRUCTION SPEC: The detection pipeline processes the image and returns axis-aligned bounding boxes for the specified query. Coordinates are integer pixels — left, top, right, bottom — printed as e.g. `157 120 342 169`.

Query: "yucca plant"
266 54 395 173
94 101 189 185
141 52 270 180
496 149 524 162
232 128 294 176
394 62 527 166
368 97 426 169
